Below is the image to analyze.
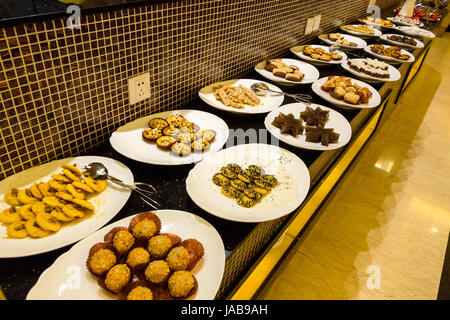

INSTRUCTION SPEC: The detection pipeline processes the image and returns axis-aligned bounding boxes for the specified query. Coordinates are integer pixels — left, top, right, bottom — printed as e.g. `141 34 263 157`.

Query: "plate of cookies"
27 210 225 300
0 156 133 258
109 110 229 166
254 58 320 86
291 45 348 66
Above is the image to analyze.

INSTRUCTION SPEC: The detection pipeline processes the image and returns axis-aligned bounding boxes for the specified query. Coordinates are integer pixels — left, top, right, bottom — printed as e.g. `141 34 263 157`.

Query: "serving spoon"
250 82 312 104
84 162 160 210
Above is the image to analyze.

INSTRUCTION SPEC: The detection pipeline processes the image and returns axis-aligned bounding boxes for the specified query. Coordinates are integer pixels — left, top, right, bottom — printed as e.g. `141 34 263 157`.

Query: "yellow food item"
7 221 28 239
127 286 153 300
36 212 61 232
19 204 35 220
50 208 75 222
72 181 94 193
17 189 39 205
0 207 21 224
4 188 22 206
62 204 85 218
48 179 67 192
71 198 95 211
62 168 81 182
25 219 51 238
84 177 107 193
66 184 86 200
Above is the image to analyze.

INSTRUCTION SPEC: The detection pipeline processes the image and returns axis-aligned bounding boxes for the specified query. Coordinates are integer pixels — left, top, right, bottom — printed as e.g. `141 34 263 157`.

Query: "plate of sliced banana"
0 156 133 258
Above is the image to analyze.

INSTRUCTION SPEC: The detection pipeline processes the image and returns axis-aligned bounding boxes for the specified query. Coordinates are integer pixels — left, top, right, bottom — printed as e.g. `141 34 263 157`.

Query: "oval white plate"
396 26 435 39
264 103 352 151
339 25 383 38
379 34 425 49
110 110 229 166
186 143 310 223
291 45 348 66
254 58 320 86
318 34 367 50
0 156 133 258
341 59 401 83
199 79 284 114
364 45 415 64
26 209 225 300
312 77 381 109
387 17 424 27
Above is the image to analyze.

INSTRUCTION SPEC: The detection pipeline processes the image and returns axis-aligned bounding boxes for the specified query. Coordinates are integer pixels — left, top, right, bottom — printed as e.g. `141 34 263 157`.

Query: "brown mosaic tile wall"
0 0 398 180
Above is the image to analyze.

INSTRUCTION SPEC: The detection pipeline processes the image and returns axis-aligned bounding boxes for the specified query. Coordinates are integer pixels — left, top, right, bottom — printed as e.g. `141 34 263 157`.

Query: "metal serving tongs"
250 82 312 104
84 162 161 210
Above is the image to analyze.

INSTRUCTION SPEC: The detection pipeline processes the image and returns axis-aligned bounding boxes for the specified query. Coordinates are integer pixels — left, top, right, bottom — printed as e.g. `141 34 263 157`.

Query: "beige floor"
257 32 450 300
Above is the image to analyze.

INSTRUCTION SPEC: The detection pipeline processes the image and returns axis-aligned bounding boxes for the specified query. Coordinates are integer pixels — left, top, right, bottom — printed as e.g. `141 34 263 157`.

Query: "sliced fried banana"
31 202 53 215
19 204 36 220
83 177 107 193
62 168 81 182
17 189 39 204
7 221 28 239
66 184 86 200
25 219 51 238
29 183 44 200
62 164 82 177
42 196 66 209
51 174 72 183
37 182 54 197
72 181 94 193
71 198 95 211
4 188 22 206
0 207 21 224
36 212 61 232
50 208 75 222
48 179 67 192
55 192 74 202
62 204 85 218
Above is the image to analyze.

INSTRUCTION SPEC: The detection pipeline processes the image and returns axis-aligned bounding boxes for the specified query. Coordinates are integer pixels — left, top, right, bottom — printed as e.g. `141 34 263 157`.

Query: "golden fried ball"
113 230 135 255
105 264 131 293
166 246 190 271
89 249 117 275
168 271 195 298
126 286 153 300
132 219 157 240
126 247 150 269
145 260 171 284
147 235 172 259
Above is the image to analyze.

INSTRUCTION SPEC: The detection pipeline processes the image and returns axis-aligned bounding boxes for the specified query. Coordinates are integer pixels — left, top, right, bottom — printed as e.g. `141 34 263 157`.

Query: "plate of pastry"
318 33 367 50
27 210 225 300
341 58 401 83
396 26 435 39
290 45 348 66
110 110 229 166
0 156 133 258
339 24 383 38
199 79 284 114
360 16 396 29
387 16 424 27
312 76 381 109
379 34 424 49
186 143 310 223
364 44 415 63
254 58 320 86
264 103 352 151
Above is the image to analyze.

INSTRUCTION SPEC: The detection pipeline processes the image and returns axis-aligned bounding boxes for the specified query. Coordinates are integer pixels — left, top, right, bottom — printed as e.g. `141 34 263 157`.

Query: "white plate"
312 77 381 109
110 110 229 166
359 18 397 30
318 34 367 50
26 210 225 300
199 79 284 114
364 45 416 64
379 34 425 49
387 17 424 27
396 26 435 39
341 59 402 83
254 58 320 86
290 45 348 66
186 143 310 223
264 103 352 151
339 25 383 38
0 156 133 258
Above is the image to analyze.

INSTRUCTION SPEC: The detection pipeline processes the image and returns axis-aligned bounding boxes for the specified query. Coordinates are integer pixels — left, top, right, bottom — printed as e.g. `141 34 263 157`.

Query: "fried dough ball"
126 247 150 269
89 249 117 276
168 271 196 298
145 260 171 284
113 230 135 255
126 286 154 300
148 235 173 259
104 264 131 293
166 246 191 271
131 219 157 240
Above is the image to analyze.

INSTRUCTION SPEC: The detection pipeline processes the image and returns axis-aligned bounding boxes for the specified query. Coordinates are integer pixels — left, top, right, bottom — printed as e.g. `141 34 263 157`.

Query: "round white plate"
186 143 310 223
359 18 397 30
0 156 133 258
341 59 401 83
312 77 381 109
290 45 348 66
199 79 284 114
254 58 320 86
110 109 229 166
26 210 225 300
264 103 352 151
364 45 415 64
387 17 424 27
318 34 367 50
339 25 383 38
379 34 425 49
396 26 435 39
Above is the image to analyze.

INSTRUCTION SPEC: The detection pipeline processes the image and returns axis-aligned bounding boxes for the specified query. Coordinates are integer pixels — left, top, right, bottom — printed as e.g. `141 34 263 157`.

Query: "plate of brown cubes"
264 103 352 151
254 58 320 86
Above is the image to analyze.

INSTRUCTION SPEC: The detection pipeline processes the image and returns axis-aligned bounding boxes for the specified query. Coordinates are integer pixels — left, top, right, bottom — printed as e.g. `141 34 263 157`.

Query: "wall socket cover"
305 17 315 35
313 14 321 31
128 72 151 105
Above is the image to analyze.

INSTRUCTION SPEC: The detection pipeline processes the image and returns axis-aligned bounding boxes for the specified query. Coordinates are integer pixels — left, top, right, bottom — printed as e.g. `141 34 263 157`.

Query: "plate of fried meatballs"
291 45 348 66
110 110 229 166
254 58 320 85
312 76 381 109
27 210 225 300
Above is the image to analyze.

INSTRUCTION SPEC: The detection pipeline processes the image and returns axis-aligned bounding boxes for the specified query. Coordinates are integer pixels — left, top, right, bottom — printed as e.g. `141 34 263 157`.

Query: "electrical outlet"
128 73 151 105
369 0 377 6
313 14 321 31
305 17 315 35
